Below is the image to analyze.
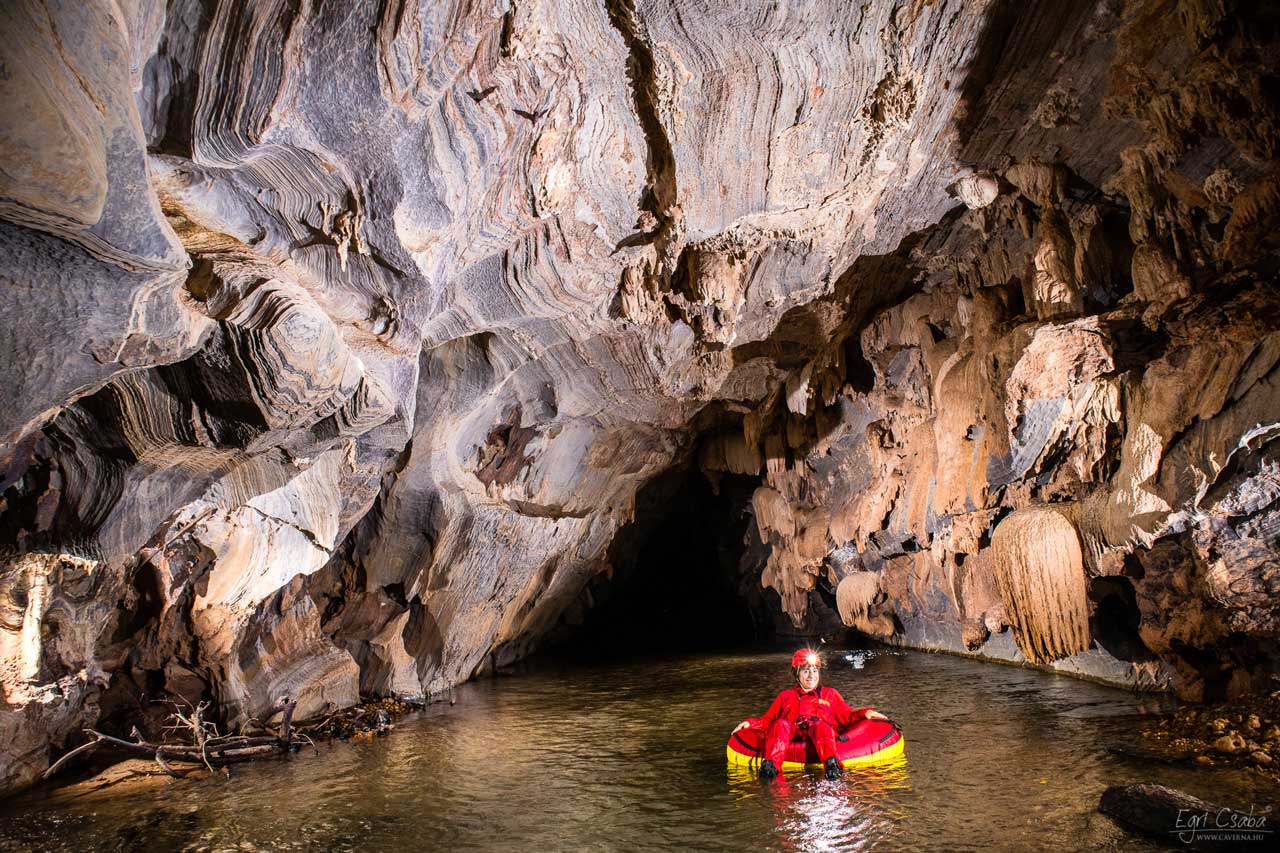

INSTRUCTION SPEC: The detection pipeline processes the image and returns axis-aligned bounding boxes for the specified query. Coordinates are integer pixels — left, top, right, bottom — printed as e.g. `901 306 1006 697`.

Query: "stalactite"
990 505 1091 665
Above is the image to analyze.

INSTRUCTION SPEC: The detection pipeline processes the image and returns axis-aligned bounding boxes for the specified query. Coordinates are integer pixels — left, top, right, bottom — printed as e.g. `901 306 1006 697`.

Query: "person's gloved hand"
865 710 888 721
733 720 750 732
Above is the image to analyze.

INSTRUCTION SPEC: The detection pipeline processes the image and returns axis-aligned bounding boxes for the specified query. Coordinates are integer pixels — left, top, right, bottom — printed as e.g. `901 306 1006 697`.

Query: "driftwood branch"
277 697 296 750
154 751 180 779
41 740 101 780
42 695 305 782
77 729 295 765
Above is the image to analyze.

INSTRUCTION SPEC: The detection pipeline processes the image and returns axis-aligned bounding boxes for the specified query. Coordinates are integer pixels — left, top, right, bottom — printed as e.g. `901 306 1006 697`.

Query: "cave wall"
713 0 1280 699
0 0 1277 795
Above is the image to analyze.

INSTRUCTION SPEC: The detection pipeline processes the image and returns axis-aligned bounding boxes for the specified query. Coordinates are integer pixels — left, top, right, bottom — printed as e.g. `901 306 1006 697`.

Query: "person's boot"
759 759 778 780
824 757 843 780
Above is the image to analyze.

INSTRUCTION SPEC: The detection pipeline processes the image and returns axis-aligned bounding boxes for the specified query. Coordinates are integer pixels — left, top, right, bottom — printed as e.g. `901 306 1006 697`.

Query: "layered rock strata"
1 0 1277 795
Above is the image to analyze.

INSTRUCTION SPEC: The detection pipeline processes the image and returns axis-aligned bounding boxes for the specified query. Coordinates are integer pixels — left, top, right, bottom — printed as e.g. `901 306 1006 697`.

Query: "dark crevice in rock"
604 0 678 248
498 4 516 58
1088 576 1157 664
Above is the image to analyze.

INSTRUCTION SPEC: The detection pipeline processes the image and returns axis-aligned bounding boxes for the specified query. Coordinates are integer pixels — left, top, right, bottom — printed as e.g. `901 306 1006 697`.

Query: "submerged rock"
1141 691 1280 781
1099 784 1270 851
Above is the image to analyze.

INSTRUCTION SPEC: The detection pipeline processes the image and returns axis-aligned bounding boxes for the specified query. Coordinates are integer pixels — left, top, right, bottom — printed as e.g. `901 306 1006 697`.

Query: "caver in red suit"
746 682 873 766
737 649 878 779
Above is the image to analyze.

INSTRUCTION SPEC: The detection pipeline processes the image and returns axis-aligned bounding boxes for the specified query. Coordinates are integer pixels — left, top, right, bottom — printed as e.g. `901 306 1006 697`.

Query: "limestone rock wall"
723 0 1280 699
1 0 1277 795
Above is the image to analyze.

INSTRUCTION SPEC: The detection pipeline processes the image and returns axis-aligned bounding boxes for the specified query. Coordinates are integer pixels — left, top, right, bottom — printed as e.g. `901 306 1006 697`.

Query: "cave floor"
2 650 1274 852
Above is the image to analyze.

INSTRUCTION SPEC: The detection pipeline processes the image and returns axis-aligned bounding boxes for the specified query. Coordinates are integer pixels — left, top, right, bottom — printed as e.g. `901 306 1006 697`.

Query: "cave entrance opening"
552 463 768 659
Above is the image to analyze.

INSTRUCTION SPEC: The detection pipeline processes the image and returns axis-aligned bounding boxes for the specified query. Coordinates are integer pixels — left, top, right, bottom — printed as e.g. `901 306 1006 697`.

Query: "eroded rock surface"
2 0 1278 794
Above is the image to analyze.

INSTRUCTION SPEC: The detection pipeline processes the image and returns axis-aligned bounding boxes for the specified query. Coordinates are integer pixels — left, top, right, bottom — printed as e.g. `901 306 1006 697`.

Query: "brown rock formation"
1 0 1278 795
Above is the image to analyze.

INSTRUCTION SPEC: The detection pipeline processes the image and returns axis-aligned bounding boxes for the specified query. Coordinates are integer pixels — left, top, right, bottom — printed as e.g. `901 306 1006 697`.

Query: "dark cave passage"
553 463 768 657
1087 576 1157 664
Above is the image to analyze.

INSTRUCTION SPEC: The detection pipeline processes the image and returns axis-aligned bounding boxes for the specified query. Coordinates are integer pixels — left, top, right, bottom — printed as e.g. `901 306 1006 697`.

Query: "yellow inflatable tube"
726 717 906 770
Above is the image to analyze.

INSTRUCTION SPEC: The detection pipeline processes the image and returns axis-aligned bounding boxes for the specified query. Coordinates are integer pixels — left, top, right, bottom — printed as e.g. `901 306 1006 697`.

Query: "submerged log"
1099 784 1273 851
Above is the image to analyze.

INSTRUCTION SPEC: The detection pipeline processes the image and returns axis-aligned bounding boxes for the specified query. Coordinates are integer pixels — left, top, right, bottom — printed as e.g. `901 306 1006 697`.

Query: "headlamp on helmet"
790 648 822 669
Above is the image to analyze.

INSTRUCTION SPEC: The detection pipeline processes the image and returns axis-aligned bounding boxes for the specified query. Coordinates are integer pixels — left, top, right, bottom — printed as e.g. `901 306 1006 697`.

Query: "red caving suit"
746 685 871 765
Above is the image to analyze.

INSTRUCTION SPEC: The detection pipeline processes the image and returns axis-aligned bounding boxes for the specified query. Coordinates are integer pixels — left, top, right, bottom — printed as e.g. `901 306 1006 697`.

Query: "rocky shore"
1140 691 1280 780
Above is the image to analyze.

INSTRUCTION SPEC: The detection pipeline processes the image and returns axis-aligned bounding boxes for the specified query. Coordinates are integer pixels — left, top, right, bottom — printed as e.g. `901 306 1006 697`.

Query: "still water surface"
2 648 1276 851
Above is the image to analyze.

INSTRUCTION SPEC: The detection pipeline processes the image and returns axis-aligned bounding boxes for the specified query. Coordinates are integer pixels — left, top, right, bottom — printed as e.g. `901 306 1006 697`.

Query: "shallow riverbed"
2 648 1276 851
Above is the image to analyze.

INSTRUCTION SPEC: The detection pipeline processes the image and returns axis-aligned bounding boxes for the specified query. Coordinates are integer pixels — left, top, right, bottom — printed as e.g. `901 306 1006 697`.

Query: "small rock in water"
1246 714 1262 732
1250 750 1272 765
1214 733 1247 754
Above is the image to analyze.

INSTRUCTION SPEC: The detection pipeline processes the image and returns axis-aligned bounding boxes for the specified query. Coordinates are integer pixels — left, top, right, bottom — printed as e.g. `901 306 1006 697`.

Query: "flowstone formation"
1 0 1277 794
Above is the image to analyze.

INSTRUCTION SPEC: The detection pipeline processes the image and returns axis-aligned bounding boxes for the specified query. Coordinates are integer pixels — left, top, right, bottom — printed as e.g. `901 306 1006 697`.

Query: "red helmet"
791 648 822 669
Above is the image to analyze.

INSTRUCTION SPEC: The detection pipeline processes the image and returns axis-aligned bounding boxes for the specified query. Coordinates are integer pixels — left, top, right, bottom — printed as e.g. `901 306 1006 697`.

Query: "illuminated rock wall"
1 0 1277 795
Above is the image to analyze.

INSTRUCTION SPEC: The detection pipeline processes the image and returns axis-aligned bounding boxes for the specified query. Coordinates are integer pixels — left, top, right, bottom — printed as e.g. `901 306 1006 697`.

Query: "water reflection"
728 756 910 852
1 649 1271 852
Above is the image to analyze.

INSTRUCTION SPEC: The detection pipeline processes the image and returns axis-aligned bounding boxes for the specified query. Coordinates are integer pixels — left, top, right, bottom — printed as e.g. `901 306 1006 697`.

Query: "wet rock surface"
1 0 1279 795
1099 783 1272 850
1138 690 1280 781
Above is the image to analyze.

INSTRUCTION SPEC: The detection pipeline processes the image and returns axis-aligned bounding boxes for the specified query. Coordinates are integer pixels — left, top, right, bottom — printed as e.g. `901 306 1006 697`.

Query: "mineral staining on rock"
1 0 1279 795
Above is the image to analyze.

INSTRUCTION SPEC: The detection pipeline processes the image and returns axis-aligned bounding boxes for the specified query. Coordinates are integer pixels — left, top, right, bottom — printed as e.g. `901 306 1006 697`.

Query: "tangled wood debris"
299 697 419 740
43 696 304 782
41 695 427 788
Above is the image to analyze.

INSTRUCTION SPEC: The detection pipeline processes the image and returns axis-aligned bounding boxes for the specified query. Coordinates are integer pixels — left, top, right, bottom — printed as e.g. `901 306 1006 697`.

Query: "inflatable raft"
726 718 905 771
